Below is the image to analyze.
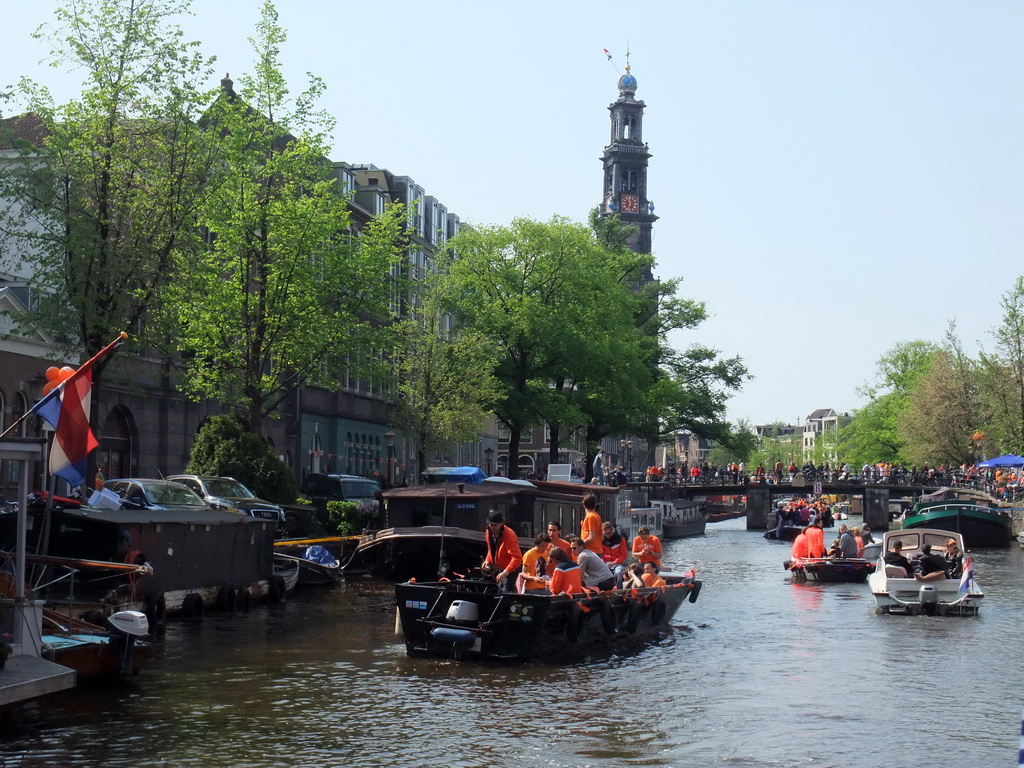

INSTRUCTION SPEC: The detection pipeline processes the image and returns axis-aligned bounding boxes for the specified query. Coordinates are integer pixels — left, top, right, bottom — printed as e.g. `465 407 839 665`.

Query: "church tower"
600 59 657 272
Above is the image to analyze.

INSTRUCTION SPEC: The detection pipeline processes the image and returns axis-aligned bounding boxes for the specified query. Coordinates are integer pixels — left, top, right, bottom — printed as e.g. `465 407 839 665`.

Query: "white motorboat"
866 528 982 616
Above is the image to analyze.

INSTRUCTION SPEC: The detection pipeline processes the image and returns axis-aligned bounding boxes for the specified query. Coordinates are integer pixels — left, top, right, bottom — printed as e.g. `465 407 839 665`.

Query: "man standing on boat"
482 511 523 592
804 518 826 558
579 493 604 557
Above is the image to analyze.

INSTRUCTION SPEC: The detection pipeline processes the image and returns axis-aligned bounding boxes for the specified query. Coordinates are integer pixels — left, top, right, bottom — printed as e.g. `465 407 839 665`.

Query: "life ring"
236 588 252 612
626 600 641 634
650 596 667 625
600 601 617 635
181 592 204 619
217 584 237 612
565 603 585 643
267 574 286 604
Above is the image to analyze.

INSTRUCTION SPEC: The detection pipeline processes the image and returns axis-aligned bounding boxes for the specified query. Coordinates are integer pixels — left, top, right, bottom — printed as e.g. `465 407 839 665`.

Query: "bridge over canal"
636 479 946 533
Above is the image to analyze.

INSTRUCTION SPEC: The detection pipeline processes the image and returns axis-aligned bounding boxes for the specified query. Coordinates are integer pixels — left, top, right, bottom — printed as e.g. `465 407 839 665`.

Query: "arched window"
100 406 135 480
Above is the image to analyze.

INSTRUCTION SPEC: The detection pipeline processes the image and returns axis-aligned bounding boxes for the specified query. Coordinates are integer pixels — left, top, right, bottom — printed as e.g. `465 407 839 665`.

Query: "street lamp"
484 447 494 476
627 440 634 480
384 431 396 488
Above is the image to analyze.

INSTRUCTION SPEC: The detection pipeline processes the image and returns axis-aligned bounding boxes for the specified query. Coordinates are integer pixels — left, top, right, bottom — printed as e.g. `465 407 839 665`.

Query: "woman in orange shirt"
642 561 666 588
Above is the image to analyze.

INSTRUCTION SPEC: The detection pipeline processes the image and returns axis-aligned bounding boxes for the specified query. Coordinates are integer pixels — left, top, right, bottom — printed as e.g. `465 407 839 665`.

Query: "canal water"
1 516 1021 768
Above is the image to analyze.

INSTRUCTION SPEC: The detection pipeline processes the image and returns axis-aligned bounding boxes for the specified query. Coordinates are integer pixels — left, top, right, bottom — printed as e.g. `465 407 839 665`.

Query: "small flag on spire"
603 48 612 61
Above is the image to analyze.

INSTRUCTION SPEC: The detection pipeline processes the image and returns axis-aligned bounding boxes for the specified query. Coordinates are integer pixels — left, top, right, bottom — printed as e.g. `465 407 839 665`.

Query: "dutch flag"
959 552 973 593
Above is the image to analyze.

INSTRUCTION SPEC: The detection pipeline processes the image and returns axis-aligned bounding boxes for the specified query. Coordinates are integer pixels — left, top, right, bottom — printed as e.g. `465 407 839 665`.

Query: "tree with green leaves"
900 324 980 466
441 215 661 476
167 2 406 437
392 264 499 479
186 413 296 502
0 0 217 459
839 340 938 465
977 276 1024 454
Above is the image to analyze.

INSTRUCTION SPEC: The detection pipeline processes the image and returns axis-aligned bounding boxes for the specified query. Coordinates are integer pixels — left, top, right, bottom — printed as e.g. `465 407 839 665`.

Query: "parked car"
166 474 286 532
300 473 381 509
103 479 214 512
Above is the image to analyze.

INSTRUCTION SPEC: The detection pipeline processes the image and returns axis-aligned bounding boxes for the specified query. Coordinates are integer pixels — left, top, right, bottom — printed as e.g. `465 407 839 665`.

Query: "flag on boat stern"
959 552 973 593
30 333 127 487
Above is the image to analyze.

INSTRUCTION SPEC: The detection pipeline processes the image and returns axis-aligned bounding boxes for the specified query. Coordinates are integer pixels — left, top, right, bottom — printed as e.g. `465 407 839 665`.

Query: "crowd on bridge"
590 458 1024 502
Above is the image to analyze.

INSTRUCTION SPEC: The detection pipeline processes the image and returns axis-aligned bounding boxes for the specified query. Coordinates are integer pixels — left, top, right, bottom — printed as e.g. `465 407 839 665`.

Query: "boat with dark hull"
900 487 1013 548
0 503 279 623
662 500 707 539
784 557 876 583
395 574 703 662
40 609 151 684
354 526 534 581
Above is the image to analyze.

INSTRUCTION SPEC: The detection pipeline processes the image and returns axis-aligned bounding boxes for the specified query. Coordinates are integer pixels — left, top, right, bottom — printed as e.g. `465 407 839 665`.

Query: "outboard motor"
918 584 939 616
445 600 479 623
432 600 481 658
107 610 149 682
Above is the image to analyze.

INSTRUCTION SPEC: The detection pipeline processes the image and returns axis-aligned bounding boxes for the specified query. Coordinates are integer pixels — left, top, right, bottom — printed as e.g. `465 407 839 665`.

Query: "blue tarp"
976 454 1024 468
421 466 488 483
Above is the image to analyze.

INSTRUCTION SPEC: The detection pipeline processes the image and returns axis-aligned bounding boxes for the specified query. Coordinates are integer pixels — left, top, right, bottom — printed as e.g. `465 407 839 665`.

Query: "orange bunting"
42 365 75 396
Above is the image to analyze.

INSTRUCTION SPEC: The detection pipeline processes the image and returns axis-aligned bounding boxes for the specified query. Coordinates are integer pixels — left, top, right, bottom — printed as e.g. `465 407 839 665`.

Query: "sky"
3 1 1022 429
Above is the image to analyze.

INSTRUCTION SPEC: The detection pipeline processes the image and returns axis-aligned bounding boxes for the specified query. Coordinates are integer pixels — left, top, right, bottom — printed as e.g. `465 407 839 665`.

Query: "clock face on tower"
621 194 639 213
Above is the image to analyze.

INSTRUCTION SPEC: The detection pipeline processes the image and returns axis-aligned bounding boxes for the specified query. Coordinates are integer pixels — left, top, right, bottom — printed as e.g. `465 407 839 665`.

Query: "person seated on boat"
546 521 572 564
804 518 826 558
570 537 616 591
518 533 552 592
579 493 605 558
622 562 646 589
914 543 949 582
850 527 865 558
642 561 667 588
861 525 876 545
883 540 914 577
601 521 628 579
632 526 663 569
944 538 964 578
482 511 523 592
837 524 859 559
547 545 583 595
827 538 842 558
790 527 810 563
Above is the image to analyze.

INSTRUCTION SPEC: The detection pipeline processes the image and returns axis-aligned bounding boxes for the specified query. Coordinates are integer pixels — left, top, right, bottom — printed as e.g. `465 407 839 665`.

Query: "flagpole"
0 331 128 441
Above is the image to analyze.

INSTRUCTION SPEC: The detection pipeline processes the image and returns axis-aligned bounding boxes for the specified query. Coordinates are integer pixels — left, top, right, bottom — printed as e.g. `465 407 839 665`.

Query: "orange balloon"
42 365 76 395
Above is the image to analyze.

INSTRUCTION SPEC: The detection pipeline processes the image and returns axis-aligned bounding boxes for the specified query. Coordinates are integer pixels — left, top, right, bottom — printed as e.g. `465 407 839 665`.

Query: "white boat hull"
867 528 983 616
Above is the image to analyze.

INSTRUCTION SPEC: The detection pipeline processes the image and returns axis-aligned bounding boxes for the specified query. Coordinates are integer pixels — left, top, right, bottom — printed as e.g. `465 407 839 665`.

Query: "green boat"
900 487 1013 548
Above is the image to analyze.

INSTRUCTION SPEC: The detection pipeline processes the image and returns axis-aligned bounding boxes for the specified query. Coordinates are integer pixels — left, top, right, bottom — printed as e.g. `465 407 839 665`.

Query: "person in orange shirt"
547 521 571 557
632 526 662 568
791 527 810 560
642 561 666 588
547 545 582 595
482 511 523 592
579 493 603 556
518 533 552 592
804 518 826 558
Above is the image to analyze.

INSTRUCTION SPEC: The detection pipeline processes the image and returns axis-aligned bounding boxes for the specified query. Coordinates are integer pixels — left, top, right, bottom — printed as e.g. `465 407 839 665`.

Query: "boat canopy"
421 466 488 484
976 454 1024 468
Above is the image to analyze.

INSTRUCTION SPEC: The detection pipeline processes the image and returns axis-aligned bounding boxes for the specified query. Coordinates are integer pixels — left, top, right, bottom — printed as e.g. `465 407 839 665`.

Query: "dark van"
300 473 382 512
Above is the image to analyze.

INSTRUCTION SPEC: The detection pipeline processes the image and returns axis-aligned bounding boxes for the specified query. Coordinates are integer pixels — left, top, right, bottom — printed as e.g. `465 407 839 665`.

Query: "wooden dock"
0 654 75 707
